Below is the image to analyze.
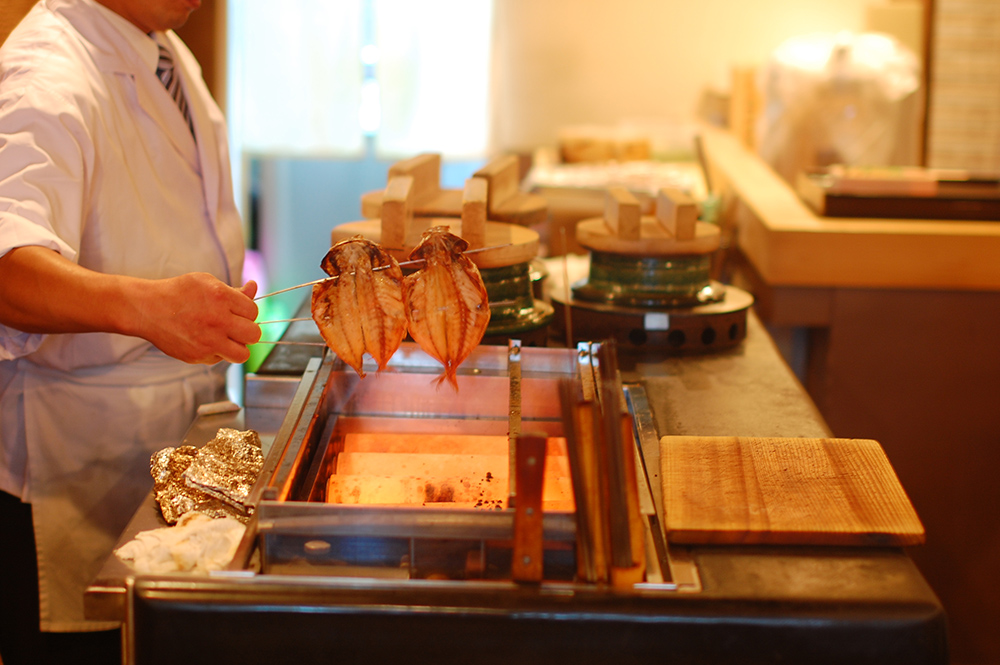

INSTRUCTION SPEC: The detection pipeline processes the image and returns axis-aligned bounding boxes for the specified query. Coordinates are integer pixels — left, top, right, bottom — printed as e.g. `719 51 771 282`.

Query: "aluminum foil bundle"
183 428 264 510
151 428 264 524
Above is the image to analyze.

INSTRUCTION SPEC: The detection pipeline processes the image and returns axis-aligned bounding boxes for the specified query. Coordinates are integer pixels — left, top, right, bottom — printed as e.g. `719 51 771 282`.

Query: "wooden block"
660 436 925 546
474 154 520 213
380 175 414 251
604 186 641 241
360 186 462 220
512 435 547 582
388 153 441 202
656 188 698 241
462 177 488 249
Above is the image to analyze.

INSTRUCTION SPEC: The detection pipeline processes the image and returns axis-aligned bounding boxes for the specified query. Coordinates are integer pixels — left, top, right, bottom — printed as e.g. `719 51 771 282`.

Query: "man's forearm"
0 245 138 335
0 245 262 365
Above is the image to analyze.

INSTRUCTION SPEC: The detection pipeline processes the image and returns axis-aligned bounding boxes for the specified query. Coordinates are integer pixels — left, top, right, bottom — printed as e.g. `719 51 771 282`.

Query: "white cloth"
114 511 246 575
0 0 245 631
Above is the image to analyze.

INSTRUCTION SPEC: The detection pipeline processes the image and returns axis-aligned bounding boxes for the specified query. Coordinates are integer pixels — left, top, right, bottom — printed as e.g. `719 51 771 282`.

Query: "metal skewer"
253 243 512 301
255 300 515 327
254 276 331 301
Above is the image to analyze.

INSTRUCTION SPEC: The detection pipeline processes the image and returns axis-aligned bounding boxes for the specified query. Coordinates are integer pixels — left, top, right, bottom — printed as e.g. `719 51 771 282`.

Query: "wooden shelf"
700 125 1000 290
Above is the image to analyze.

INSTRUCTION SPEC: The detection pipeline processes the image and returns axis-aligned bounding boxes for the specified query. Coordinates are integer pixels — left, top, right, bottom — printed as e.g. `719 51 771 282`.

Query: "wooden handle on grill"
512 434 547 583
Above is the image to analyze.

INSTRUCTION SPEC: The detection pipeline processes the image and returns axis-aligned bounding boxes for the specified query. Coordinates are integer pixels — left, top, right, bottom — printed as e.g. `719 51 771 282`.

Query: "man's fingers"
216 339 251 365
230 315 262 345
230 281 259 320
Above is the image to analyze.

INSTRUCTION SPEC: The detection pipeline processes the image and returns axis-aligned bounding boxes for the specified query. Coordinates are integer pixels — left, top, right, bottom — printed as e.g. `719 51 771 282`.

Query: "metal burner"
551 283 753 353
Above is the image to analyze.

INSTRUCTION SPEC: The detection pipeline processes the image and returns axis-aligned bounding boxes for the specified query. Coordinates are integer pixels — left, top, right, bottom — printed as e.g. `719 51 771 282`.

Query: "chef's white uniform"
0 0 245 631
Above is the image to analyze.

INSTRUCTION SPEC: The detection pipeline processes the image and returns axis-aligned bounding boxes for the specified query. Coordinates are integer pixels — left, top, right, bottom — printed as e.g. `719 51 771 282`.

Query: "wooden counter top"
700 126 1000 291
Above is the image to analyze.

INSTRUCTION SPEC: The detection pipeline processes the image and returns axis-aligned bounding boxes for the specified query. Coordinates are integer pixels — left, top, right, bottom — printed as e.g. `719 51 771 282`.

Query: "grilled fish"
311 236 407 376
403 227 490 390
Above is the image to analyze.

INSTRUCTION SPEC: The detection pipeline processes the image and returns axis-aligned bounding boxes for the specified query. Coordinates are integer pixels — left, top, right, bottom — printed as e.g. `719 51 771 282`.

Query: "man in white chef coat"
0 0 261 662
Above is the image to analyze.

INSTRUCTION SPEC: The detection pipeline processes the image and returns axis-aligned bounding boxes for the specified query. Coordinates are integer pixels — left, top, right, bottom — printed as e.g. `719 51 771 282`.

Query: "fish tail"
434 370 459 391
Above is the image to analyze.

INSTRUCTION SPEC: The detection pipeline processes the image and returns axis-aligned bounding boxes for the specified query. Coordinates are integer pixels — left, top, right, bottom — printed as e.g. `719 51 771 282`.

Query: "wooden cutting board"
660 436 925 546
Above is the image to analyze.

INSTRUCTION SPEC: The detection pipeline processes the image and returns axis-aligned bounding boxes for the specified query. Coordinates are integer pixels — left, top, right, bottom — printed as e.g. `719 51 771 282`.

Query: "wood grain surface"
660 436 925 546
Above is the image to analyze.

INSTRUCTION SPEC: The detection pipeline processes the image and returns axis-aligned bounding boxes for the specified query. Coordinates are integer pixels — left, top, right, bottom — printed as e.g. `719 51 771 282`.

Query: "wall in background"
926 0 1000 170
491 0 876 153
0 0 35 46
175 0 226 111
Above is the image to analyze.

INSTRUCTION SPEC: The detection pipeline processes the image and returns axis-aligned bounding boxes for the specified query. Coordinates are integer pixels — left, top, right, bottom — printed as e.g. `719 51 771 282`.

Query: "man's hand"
134 273 262 364
0 246 262 365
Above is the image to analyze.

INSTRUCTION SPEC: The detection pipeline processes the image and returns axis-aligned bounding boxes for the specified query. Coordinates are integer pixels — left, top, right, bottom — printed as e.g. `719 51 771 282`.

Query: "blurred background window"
225 0 494 367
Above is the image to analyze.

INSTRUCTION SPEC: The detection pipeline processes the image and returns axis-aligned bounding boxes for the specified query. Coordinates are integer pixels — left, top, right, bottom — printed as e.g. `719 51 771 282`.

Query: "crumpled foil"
183 428 264 509
151 428 264 525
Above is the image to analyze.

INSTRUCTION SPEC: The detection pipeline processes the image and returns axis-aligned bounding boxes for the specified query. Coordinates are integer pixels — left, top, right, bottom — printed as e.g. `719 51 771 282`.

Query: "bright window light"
359 79 382 134
227 0 493 161
360 44 380 66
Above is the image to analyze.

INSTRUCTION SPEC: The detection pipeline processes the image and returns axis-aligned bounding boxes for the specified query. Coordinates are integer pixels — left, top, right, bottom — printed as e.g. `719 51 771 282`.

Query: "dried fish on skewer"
403 226 491 390
254 243 512 301
311 236 407 376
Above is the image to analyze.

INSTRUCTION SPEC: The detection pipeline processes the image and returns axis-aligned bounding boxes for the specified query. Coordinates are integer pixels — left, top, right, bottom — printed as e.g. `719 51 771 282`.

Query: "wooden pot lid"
575 185 719 255
576 216 720 256
331 217 539 269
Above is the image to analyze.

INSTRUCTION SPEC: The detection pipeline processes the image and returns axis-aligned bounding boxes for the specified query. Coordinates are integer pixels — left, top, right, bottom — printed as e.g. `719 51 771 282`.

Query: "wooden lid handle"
656 187 698 241
381 175 414 251
604 186 641 241
462 177 488 249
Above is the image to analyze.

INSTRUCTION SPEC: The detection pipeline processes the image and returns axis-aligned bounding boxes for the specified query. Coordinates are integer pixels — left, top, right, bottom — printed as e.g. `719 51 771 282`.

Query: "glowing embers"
325 433 574 512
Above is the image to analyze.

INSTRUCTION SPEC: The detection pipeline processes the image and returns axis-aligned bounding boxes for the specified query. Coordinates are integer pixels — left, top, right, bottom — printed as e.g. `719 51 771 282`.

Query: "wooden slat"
660 436 925 546
512 435 547 582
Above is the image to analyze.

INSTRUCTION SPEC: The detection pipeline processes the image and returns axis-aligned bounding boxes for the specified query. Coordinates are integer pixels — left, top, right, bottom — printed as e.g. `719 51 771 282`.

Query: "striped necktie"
155 43 195 138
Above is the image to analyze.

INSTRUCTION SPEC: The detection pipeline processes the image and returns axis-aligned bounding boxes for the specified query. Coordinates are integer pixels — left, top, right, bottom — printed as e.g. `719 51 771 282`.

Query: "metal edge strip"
248 356 324 505
623 384 702 593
